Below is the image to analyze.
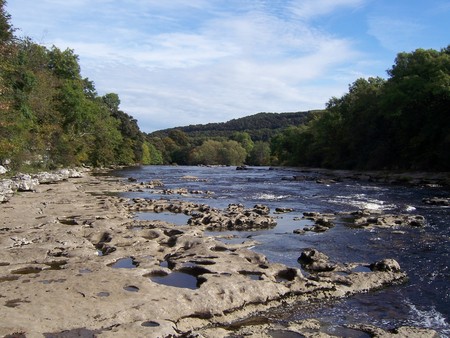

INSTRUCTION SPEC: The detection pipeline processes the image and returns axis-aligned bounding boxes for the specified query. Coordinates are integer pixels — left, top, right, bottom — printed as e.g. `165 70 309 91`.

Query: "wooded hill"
148 111 315 142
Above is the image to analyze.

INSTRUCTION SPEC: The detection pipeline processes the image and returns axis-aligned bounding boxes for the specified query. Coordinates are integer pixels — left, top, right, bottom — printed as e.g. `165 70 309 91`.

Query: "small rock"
370 259 401 272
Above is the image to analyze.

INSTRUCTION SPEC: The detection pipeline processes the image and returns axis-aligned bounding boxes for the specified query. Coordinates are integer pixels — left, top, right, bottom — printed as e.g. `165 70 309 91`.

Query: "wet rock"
316 178 337 184
348 324 439 338
274 207 293 213
89 231 116 256
422 197 450 206
293 229 305 235
298 248 337 272
370 259 402 272
253 204 270 215
186 203 276 231
301 211 335 232
181 176 208 182
354 213 426 228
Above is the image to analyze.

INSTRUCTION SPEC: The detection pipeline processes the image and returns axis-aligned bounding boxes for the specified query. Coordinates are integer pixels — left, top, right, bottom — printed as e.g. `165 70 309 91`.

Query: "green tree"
381 47 450 169
230 131 254 154
190 140 221 165
0 0 14 43
248 141 271 166
219 140 247 165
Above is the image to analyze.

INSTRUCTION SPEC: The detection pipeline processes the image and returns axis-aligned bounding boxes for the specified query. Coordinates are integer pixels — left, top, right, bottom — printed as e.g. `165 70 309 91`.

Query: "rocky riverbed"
0 169 441 337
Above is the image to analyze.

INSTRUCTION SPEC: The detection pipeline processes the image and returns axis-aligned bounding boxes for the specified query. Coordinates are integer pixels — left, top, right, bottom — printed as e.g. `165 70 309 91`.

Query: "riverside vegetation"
1 1 449 172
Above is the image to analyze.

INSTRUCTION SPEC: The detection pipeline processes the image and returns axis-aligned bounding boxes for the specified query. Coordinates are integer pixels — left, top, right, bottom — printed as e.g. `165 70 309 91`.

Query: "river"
114 165 449 337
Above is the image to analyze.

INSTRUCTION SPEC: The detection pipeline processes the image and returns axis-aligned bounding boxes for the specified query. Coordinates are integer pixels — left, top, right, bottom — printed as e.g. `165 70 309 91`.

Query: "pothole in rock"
0 276 20 283
275 268 298 282
136 212 191 226
324 326 371 338
268 330 305 338
40 279 66 284
141 321 160 327
351 265 372 273
225 316 270 330
79 268 92 274
210 245 233 252
149 271 202 290
123 285 140 292
96 292 110 297
159 260 175 269
43 328 103 337
11 267 42 275
57 216 80 225
45 260 67 270
109 257 139 269
5 298 31 308
189 259 216 266
239 271 262 281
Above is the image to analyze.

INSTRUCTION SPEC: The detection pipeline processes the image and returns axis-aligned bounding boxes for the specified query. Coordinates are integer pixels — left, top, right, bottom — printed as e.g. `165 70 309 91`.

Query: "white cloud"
7 0 372 132
289 0 366 20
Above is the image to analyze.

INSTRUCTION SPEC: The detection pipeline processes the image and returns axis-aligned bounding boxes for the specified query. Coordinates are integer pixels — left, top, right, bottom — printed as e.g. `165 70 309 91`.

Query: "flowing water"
114 165 449 336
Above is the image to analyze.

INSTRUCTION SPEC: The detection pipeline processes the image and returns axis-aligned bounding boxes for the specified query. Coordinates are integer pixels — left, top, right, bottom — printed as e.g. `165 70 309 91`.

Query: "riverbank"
0 170 441 337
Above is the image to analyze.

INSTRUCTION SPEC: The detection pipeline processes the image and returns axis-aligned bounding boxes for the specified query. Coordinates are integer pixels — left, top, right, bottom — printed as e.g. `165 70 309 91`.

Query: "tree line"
146 46 449 171
0 1 145 171
271 47 450 171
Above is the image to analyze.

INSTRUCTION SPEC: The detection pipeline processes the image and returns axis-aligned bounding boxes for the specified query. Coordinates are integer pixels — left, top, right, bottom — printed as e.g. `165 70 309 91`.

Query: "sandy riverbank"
0 171 439 337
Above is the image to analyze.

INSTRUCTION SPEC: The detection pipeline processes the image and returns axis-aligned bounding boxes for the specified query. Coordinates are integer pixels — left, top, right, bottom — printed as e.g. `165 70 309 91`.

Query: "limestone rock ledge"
0 172 414 338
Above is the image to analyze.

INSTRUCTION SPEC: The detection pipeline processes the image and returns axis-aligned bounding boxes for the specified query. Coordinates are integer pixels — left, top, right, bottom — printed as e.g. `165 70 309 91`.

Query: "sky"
6 0 450 133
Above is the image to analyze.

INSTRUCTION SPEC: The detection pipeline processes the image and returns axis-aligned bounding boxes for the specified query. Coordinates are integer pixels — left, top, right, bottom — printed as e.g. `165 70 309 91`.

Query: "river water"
114 165 449 337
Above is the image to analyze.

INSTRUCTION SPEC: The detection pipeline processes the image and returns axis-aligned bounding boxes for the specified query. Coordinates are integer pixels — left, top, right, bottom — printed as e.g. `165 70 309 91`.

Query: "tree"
273 46 450 171
190 140 221 165
0 0 14 43
230 131 254 153
248 141 271 166
219 140 247 165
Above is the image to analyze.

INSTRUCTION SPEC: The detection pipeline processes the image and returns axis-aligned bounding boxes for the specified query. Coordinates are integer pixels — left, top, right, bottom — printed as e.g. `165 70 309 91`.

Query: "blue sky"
7 0 450 132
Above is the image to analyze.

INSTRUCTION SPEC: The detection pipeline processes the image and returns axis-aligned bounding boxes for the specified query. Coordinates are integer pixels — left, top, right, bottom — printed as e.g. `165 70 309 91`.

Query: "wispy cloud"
367 16 424 52
9 0 447 132
289 0 366 20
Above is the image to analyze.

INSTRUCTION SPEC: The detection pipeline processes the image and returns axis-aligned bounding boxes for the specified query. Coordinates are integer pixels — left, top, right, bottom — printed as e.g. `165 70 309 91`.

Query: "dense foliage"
150 111 312 141
2 3 448 171
145 112 313 166
0 2 144 170
272 47 450 171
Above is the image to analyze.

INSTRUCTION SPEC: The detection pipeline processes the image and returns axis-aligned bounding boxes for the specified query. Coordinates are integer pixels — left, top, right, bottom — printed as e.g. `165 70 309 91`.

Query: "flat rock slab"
0 172 424 337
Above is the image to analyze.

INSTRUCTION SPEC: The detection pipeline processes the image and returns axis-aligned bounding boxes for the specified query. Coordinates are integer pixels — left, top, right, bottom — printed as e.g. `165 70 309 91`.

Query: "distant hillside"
148 111 318 141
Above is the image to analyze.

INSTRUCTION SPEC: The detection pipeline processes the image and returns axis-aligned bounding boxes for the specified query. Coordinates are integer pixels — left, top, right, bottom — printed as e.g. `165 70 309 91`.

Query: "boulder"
275 207 294 213
13 174 39 191
0 179 15 202
0 165 7 175
34 172 66 184
354 213 426 228
422 197 450 206
370 259 402 272
253 204 270 215
298 248 337 272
